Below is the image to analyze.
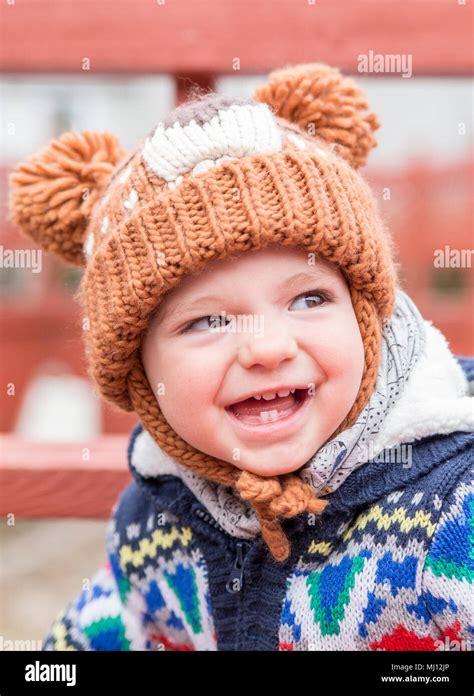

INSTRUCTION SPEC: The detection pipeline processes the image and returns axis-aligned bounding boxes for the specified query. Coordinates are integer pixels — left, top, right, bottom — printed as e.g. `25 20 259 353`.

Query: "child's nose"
237 331 298 370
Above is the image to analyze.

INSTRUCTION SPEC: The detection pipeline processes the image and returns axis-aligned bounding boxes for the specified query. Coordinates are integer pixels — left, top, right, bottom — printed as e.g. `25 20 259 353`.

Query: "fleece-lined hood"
129 299 474 540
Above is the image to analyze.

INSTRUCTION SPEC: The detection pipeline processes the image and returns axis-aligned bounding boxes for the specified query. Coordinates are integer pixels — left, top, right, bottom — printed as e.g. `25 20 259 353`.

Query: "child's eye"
180 291 332 333
181 314 231 333
290 290 332 310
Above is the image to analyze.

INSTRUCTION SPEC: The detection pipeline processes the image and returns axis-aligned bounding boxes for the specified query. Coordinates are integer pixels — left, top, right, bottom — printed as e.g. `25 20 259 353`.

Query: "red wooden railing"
0 435 131 518
2 0 472 76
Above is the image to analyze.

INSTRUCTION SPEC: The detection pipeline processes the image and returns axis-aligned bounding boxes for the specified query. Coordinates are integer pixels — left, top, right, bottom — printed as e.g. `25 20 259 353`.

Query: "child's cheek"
304 317 365 398
156 344 223 413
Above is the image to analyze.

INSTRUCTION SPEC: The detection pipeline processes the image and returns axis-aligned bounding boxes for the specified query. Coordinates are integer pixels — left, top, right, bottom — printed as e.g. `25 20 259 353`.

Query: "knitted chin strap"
9 62 395 563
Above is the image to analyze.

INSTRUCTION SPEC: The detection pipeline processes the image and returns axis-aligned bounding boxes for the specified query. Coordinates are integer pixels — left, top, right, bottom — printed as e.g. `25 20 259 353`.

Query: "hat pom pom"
254 62 380 169
8 130 126 266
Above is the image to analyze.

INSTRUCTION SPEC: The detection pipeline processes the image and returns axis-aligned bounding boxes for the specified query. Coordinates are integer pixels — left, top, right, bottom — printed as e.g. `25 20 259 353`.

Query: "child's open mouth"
225 387 312 427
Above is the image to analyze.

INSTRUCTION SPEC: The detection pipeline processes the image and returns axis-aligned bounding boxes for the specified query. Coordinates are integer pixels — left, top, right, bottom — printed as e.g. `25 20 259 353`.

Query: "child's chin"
236 460 305 478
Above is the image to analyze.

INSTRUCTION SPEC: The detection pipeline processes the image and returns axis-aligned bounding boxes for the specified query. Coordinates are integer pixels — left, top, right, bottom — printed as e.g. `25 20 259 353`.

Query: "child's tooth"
277 389 290 397
260 409 279 422
253 395 262 400
262 392 276 400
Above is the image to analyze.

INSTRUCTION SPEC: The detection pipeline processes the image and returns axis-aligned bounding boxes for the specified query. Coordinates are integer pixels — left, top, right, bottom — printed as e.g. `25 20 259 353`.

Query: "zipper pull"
226 541 247 593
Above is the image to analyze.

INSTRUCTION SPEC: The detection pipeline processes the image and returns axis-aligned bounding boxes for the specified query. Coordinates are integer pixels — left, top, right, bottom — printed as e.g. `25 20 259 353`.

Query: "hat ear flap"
8 130 126 267
253 62 379 169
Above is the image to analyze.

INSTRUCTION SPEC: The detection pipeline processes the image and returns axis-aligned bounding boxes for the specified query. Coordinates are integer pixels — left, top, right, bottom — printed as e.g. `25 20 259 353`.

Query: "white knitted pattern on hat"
141 103 283 187
82 104 281 262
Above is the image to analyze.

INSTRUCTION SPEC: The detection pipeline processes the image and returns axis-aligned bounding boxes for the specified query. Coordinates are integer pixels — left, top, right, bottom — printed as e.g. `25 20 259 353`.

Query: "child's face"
141 245 365 477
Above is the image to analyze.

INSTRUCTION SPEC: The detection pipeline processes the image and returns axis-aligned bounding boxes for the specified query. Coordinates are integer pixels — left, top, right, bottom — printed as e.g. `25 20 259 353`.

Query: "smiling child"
9 62 474 651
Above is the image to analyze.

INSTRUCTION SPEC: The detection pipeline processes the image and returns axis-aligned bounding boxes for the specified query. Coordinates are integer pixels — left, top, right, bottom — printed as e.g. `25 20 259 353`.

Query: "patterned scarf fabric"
300 289 426 495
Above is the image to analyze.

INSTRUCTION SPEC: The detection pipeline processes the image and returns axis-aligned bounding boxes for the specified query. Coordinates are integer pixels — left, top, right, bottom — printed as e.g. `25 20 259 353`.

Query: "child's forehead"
155 246 343 315
187 245 341 282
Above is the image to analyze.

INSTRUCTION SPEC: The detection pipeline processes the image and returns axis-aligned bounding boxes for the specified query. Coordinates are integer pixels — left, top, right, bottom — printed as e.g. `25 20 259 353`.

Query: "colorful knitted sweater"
43 357 474 652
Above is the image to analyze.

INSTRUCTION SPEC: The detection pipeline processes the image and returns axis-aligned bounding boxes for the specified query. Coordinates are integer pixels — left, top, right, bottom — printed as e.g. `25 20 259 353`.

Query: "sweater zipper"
193 508 251 593
225 541 249 594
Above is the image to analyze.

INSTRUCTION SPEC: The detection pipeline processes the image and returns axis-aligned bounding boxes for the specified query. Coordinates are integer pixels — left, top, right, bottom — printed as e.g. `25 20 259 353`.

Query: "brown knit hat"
9 63 398 562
